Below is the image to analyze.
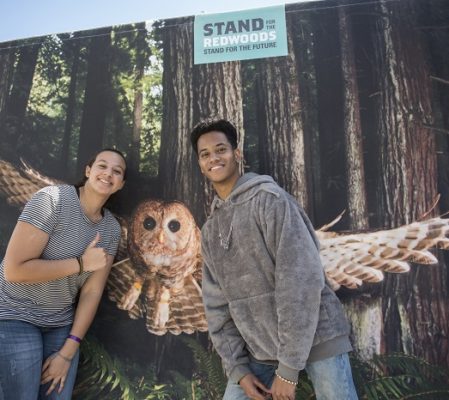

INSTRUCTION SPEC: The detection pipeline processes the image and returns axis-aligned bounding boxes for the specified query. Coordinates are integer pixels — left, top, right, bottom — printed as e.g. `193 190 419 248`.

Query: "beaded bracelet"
76 256 84 275
56 352 72 362
275 372 298 386
67 334 82 344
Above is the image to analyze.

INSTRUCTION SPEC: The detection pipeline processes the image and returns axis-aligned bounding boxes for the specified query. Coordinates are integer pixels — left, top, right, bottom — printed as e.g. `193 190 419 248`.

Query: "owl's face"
128 200 200 269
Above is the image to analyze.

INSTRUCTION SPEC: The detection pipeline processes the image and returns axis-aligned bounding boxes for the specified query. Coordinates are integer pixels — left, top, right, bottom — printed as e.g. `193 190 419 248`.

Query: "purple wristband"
67 334 82 343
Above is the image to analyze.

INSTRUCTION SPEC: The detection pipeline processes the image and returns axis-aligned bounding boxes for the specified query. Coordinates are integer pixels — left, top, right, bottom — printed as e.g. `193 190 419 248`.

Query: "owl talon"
120 283 142 310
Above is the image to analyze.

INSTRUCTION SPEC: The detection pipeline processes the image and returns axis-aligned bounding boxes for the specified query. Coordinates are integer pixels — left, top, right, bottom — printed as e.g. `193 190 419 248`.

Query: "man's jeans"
0 320 79 400
223 352 359 400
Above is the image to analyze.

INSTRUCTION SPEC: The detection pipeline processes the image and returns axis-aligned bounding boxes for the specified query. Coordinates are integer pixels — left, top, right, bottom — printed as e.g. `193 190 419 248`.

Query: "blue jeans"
223 353 358 400
0 320 79 400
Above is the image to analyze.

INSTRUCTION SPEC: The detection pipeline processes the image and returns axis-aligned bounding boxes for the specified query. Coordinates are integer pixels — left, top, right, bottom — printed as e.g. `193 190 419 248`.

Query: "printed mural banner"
193 5 288 64
0 0 449 398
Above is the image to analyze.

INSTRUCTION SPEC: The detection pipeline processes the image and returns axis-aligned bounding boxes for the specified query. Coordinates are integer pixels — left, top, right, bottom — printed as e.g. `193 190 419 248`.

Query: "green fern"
180 336 227 399
73 336 170 400
295 369 315 399
73 336 449 400
165 370 206 400
352 353 449 400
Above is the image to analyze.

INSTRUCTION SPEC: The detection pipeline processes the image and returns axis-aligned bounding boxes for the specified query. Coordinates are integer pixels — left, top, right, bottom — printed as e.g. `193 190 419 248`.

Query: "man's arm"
264 193 325 382
202 261 251 383
202 263 272 399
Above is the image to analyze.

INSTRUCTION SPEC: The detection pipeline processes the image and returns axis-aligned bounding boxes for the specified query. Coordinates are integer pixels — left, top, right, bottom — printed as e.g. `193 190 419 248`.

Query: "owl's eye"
143 217 156 230
168 219 181 233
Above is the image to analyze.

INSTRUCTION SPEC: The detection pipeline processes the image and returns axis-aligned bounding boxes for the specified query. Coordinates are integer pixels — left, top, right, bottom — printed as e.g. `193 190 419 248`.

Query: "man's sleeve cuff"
276 362 300 383
229 364 252 384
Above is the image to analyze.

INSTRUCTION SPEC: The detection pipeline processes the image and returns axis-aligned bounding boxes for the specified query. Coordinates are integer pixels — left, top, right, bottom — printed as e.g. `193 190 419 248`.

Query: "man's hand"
239 373 271 400
271 375 296 400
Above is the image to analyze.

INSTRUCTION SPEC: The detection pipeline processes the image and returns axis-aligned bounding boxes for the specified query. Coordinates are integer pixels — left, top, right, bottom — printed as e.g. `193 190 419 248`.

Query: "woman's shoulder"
36 184 74 197
102 209 122 232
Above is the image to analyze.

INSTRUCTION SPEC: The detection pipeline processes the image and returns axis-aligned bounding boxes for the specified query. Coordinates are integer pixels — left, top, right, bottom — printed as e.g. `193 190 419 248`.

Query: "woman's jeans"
223 352 359 400
0 320 79 400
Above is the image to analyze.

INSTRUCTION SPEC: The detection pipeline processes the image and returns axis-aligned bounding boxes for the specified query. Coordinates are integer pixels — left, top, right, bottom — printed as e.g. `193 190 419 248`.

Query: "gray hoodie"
201 173 351 384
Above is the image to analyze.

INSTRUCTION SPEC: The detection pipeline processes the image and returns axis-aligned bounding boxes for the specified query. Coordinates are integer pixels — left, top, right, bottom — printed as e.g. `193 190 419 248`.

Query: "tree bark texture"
424 0 449 213
158 17 196 214
334 0 376 361
60 39 81 175
287 5 320 223
256 15 309 211
0 47 15 123
338 4 369 231
77 29 112 174
159 17 244 225
312 3 348 228
2 42 41 155
129 26 147 174
370 0 447 366
192 61 244 210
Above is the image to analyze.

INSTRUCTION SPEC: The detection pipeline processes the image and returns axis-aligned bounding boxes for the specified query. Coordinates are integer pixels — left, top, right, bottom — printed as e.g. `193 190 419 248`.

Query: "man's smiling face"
197 131 241 187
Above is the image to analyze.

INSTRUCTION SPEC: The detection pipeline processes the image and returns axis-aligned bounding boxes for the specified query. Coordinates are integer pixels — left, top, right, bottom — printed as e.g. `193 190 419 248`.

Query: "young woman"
0 148 126 399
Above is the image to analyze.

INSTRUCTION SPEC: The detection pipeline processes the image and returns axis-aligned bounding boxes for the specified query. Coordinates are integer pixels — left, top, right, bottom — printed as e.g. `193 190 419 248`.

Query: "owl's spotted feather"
317 218 449 290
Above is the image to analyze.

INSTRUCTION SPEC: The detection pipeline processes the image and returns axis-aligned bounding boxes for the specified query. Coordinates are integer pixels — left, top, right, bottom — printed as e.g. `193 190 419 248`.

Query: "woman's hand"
81 233 108 272
41 352 72 395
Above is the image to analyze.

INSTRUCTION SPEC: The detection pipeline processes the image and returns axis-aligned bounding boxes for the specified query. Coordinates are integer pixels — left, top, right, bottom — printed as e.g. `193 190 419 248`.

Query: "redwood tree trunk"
312 3 347 227
0 46 15 123
158 17 244 225
256 16 309 211
158 17 195 212
60 39 81 175
2 42 40 155
338 4 369 231
129 26 147 175
370 0 447 366
192 61 244 212
77 29 112 173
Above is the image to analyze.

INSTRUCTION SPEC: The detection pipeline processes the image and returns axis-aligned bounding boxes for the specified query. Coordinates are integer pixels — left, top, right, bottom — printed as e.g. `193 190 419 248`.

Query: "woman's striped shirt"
0 185 121 327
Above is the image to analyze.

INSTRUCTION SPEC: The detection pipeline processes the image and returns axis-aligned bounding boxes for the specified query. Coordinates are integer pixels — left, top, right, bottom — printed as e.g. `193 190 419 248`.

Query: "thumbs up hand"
80 233 108 272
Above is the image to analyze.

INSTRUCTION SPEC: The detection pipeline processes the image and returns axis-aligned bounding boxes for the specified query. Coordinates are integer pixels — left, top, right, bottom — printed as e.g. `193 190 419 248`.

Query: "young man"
190 119 358 400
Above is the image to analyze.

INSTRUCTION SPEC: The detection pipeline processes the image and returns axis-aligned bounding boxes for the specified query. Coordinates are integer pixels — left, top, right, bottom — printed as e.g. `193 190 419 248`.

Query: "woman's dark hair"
190 118 238 155
75 148 127 188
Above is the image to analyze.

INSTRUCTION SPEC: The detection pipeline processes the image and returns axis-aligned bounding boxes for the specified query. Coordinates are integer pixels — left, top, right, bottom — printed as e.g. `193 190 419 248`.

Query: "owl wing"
145 274 208 336
107 258 145 319
113 215 129 262
0 159 60 208
317 217 449 290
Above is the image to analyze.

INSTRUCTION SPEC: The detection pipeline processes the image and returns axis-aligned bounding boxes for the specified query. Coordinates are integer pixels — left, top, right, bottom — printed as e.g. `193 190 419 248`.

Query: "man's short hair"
190 119 238 155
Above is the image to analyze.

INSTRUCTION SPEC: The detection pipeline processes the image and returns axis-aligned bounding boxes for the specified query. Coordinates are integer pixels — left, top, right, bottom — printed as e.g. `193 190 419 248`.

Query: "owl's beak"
158 230 165 244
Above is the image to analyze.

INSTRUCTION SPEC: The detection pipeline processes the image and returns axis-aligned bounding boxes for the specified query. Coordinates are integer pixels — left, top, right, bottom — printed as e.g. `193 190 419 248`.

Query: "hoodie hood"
210 172 279 213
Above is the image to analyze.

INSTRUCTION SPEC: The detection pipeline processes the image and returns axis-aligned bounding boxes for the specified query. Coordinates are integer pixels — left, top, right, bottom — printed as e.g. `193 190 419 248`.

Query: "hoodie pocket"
314 286 349 344
228 291 278 360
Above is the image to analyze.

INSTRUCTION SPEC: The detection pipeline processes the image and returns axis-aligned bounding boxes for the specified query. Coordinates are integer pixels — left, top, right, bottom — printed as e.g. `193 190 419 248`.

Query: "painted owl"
106 199 207 335
1 158 449 332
